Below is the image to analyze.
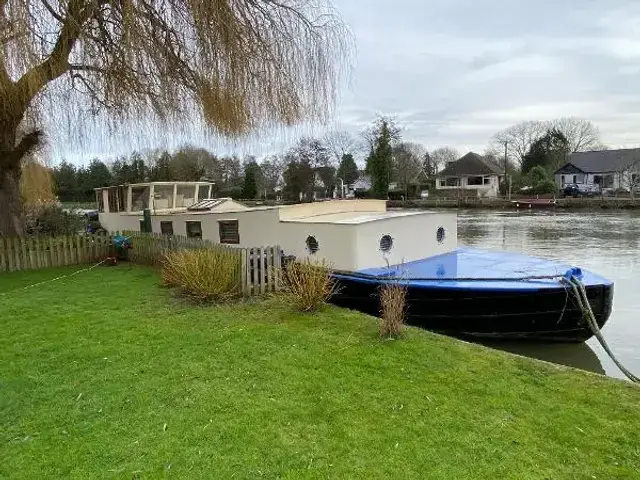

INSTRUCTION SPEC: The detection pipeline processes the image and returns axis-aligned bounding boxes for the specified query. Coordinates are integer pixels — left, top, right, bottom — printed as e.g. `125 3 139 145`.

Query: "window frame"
186 221 203 239
218 220 240 244
160 221 174 236
467 176 483 186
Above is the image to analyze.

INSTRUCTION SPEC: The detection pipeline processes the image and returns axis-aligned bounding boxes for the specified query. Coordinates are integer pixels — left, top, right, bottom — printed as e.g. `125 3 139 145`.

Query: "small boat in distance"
512 198 557 209
94 182 613 342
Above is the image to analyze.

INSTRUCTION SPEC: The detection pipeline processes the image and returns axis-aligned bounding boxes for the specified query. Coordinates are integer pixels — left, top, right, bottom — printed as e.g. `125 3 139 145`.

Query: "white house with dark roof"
436 152 503 197
554 148 640 191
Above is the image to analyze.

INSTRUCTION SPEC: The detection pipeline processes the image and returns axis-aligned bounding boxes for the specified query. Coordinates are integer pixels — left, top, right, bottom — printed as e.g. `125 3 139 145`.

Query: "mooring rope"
564 275 639 383
0 259 108 298
331 270 566 283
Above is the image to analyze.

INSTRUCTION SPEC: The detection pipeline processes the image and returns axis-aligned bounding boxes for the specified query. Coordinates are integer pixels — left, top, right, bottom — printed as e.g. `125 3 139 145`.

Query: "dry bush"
282 258 339 312
162 248 242 302
379 282 407 338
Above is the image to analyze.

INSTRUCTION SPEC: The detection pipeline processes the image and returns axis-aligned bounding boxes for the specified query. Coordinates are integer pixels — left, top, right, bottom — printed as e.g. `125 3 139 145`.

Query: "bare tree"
551 117 603 153
492 121 547 167
324 130 359 164
260 155 286 196
0 0 351 236
617 161 640 200
361 115 402 150
393 142 424 198
430 147 459 174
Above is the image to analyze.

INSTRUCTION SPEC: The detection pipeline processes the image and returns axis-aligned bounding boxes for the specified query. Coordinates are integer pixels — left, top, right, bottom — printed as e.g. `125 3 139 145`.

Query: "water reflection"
480 341 605 375
458 210 640 380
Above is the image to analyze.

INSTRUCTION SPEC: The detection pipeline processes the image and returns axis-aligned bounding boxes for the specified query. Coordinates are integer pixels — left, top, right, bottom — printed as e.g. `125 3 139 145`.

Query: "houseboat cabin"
95 181 457 271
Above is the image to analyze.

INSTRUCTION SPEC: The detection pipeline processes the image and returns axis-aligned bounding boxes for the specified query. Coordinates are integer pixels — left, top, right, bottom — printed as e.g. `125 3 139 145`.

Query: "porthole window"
306 235 319 254
380 235 393 253
437 226 446 244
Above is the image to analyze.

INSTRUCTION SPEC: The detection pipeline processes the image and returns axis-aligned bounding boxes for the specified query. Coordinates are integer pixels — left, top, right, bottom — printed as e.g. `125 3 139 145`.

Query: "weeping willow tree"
0 0 351 236
20 156 55 205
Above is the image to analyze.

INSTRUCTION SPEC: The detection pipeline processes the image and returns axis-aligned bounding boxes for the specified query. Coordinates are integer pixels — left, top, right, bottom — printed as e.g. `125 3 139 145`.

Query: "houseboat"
95 181 613 342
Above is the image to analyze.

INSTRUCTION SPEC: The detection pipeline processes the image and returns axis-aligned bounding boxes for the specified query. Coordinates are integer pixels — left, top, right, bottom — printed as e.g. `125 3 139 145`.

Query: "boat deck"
350 248 612 291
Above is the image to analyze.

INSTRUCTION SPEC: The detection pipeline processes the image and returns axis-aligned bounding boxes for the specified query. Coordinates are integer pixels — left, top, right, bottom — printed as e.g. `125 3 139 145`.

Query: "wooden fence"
0 232 283 296
122 232 283 296
0 234 112 273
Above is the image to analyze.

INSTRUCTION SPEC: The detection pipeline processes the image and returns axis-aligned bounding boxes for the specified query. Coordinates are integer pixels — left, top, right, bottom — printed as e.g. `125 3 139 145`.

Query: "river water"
457 210 640 380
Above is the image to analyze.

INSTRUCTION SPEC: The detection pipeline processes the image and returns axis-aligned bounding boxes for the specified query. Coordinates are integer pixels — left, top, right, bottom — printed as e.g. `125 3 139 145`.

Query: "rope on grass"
0 260 108 298
564 275 639 383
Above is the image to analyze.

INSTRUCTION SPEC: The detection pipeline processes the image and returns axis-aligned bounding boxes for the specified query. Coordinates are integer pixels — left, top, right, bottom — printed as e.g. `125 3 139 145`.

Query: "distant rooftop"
556 148 640 174
438 152 503 177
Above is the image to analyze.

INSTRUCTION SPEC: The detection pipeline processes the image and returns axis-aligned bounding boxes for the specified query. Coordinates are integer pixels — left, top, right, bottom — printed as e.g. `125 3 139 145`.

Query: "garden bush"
379 281 407 338
162 248 242 302
282 258 338 312
24 203 84 236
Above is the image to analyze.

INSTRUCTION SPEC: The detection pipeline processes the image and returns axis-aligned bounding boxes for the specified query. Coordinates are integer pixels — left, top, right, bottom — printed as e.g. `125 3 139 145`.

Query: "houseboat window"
131 186 150 211
437 227 446 244
186 221 203 239
107 187 118 213
218 220 240 244
467 176 483 186
306 235 319 254
380 235 393 253
483 177 491 185
176 185 197 208
97 190 105 213
118 186 126 211
197 185 210 201
445 177 460 187
160 221 174 236
154 185 175 210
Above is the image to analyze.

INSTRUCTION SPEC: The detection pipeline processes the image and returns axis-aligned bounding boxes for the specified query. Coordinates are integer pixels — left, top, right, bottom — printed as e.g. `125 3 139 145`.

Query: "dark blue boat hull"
330 279 613 342
329 249 614 342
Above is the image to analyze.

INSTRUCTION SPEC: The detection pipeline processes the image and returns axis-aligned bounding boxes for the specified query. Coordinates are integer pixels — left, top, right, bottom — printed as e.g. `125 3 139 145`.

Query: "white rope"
0 260 107 298
566 276 639 383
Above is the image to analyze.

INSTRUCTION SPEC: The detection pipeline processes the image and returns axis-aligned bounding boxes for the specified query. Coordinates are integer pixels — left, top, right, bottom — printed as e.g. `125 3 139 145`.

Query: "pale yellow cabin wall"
278 222 358 270
99 212 140 232
353 213 458 270
98 200 458 272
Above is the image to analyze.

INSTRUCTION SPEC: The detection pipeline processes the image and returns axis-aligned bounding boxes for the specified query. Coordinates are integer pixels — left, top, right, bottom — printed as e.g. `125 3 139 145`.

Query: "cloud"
53 0 640 163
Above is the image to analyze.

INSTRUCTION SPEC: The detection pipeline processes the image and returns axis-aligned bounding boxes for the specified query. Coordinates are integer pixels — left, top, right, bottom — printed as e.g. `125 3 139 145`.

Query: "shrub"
24 203 84 236
534 179 558 195
282 258 338 312
162 248 242 302
379 281 407 338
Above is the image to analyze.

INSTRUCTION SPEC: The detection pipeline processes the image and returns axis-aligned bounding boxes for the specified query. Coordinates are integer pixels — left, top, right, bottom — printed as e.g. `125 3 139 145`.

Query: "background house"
554 148 640 191
436 152 503 198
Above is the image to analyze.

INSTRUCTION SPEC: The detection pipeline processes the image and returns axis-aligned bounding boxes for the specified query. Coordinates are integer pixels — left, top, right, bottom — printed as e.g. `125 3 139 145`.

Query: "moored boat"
512 198 557 209
94 181 613 342
331 249 613 342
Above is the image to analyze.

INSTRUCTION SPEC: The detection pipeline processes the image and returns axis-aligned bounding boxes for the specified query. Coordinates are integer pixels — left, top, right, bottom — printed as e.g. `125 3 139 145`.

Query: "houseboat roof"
281 210 428 225
94 181 213 190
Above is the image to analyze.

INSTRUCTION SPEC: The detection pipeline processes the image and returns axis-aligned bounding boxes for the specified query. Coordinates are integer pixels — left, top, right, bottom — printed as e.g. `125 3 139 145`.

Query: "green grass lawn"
1 266 639 479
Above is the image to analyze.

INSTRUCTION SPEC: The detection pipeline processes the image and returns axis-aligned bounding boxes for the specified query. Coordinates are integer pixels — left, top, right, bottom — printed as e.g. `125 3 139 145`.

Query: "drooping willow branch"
0 0 352 146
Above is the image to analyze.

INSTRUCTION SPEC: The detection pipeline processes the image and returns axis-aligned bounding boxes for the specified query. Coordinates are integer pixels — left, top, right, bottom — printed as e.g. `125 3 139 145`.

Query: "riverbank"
1 266 638 478
388 196 640 210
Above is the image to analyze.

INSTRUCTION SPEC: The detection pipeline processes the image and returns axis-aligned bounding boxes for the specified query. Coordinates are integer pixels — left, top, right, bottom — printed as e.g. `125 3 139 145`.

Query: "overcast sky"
55 0 640 164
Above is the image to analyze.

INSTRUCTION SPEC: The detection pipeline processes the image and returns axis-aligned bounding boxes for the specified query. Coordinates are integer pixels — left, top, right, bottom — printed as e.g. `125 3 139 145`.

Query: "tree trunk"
0 117 24 238
0 165 23 237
